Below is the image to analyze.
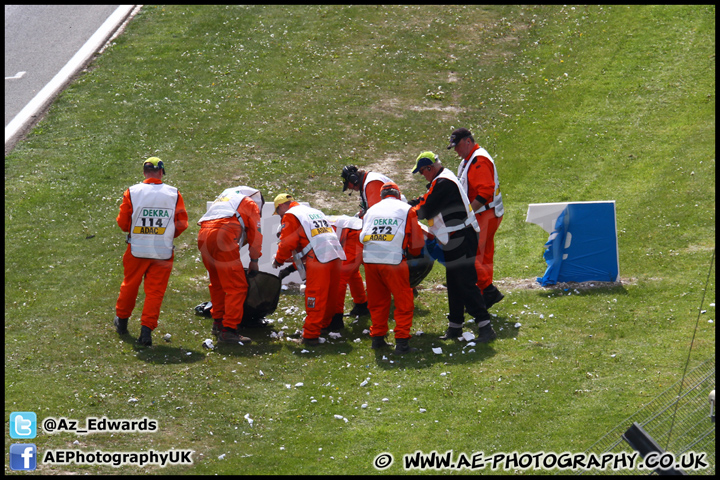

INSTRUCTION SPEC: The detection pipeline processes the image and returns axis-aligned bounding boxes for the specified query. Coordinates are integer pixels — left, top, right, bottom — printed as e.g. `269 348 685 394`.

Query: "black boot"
482 284 504 309
137 325 152 346
211 319 224 337
394 337 418 355
476 323 498 343
439 326 463 340
371 336 391 349
113 316 129 335
321 313 345 333
349 301 370 317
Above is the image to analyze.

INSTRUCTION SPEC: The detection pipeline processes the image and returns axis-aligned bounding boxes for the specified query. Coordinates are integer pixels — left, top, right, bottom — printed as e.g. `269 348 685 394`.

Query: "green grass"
4 5 715 475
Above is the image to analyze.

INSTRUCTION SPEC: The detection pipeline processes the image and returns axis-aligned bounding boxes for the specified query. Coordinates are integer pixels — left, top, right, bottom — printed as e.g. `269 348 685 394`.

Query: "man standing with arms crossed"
448 128 505 308
409 151 497 343
272 194 346 345
360 182 425 355
197 186 264 344
114 157 188 347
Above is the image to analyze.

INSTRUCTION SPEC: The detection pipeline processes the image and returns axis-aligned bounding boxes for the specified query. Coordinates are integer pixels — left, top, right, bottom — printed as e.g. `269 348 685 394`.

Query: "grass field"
4 5 715 475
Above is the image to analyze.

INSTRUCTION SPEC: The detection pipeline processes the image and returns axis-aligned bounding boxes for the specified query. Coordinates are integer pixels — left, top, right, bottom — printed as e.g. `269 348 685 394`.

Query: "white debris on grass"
163 333 171 342
128 397 138 403
202 339 214 349
329 332 342 339
415 330 424 336
360 378 370 387
295 382 304 387
353 338 361 343
432 347 443 354
244 413 253 427
461 331 475 342
419 408 427 413
514 323 522 328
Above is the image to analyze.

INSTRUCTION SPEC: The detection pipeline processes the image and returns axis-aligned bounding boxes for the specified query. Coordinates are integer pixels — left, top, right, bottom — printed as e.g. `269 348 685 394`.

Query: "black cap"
447 128 473 149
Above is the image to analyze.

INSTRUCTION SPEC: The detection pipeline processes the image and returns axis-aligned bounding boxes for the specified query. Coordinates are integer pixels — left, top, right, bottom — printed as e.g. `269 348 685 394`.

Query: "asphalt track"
4 5 139 154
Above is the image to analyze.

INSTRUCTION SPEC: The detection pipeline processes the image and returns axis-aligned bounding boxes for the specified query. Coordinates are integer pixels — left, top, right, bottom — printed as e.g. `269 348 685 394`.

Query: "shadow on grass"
371 339 497 370
532 281 629 298
122 338 206 365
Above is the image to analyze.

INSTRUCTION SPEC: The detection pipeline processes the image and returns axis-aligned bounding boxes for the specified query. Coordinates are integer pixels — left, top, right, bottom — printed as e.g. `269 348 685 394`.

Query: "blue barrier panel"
526 201 620 286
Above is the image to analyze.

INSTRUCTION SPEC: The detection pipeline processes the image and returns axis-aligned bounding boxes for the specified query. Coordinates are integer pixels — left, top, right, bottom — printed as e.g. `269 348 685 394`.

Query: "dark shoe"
291 337 320 346
476 323 498 343
349 301 370 317
439 327 463 340
211 319 224 337
482 284 504 309
136 325 152 346
371 336 391 349
394 337 418 355
218 327 252 344
321 313 345 333
237 317 270 329
113 316 129 335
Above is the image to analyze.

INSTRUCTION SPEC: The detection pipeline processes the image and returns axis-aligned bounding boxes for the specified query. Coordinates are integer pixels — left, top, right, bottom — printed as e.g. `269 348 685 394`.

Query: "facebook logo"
10 411 36 439
10 444 37 471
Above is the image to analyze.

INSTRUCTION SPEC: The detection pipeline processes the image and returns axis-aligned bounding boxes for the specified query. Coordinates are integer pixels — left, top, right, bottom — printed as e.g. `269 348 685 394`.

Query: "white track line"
5 5 136 146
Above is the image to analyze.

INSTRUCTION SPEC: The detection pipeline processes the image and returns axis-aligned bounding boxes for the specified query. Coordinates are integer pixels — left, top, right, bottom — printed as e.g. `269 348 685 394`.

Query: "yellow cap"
412 151 438 173
142 156 165 174
273 193 294 215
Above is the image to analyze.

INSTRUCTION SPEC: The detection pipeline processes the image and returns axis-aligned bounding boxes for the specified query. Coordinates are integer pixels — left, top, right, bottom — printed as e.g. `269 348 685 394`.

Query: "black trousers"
442 227 489 326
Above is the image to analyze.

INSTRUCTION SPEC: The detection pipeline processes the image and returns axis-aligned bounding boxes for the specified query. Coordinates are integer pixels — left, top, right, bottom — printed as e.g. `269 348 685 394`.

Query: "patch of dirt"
417 277 639 293
365 153 416 189
495 277 637 291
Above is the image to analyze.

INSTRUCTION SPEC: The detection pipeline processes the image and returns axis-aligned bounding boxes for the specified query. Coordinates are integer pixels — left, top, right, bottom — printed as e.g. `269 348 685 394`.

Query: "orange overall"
197 197 262 330
363 204 424 339
335 227 367 315
275 202 342 339
463 144 503 292
115 178 188 330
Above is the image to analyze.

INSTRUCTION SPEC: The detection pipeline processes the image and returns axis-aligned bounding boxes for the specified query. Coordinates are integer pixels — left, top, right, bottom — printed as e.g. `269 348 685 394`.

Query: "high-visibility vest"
128 182 178 259
361 172 407 210
360 197 411 265
326 215 362 243
427 168 480 245
286 205 346 263
198 192 247 224
198 186 263 246
457 147 504 217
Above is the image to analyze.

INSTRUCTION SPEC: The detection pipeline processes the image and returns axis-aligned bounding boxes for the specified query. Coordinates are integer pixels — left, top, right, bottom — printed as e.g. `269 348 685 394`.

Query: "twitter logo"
10 412 37 439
